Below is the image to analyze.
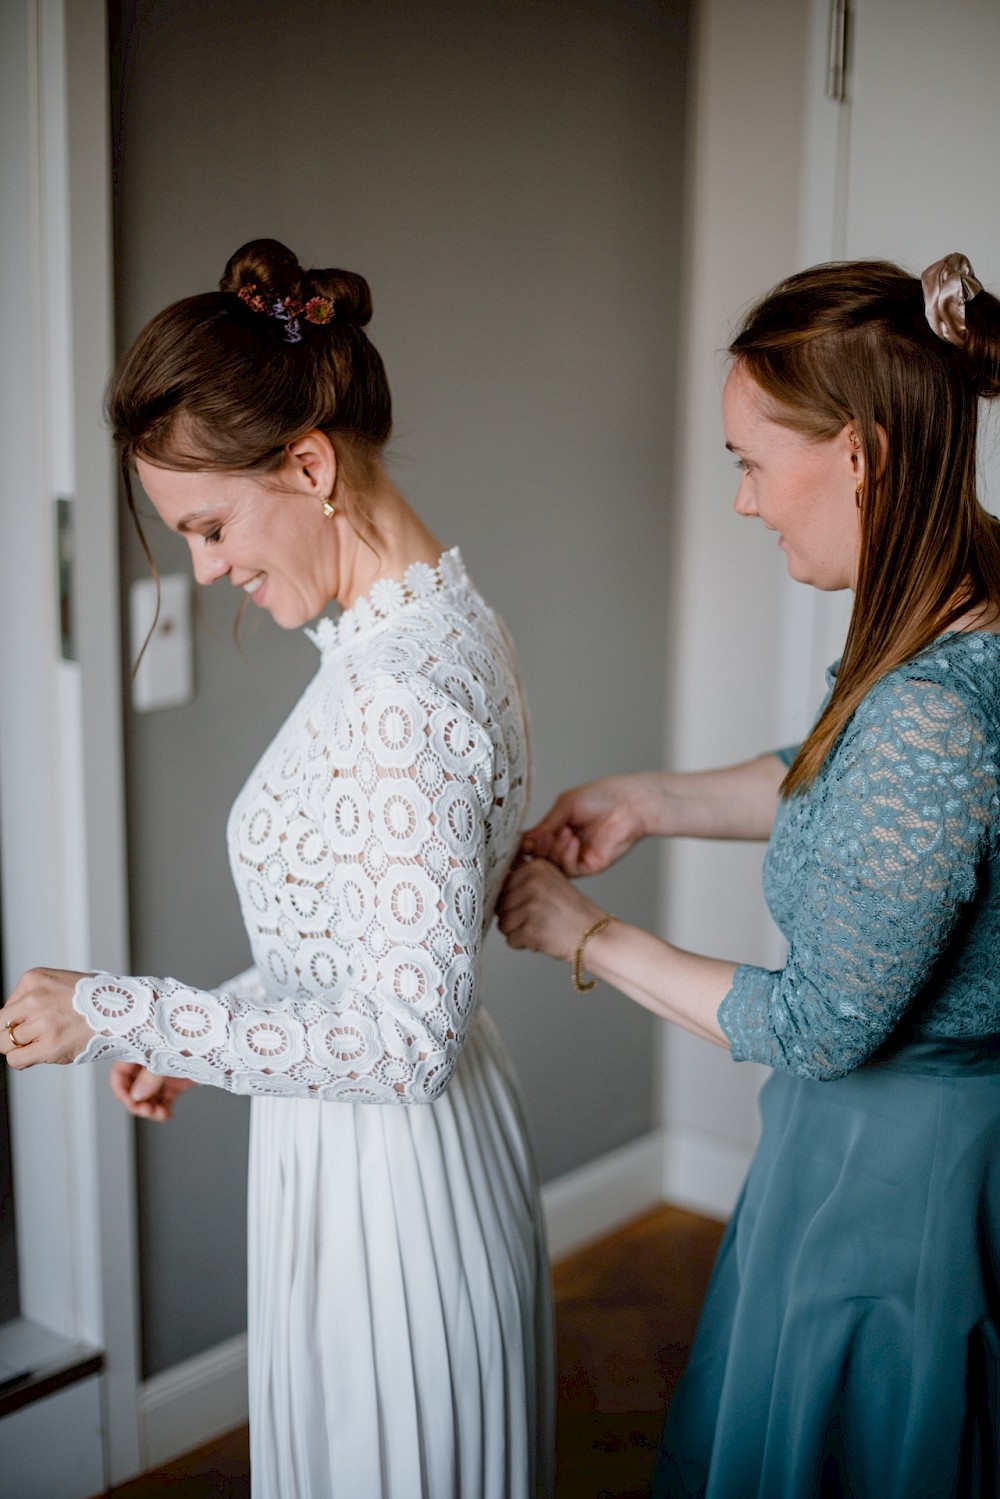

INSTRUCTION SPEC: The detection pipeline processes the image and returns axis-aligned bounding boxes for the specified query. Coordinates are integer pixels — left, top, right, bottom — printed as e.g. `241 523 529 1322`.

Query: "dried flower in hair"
305 296 336 325
237 284 269 314
237 284 335 342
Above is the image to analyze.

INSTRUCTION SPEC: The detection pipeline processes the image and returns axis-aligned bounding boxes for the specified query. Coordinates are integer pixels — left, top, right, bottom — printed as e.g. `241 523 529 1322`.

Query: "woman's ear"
285 429 338 501
845 427 865 491
845 424 888 484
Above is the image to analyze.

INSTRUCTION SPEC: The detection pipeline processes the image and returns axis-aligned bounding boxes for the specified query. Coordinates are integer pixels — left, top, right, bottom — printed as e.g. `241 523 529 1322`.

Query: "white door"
846 0 1000 517
782 0 1000 703
0 0 141 1487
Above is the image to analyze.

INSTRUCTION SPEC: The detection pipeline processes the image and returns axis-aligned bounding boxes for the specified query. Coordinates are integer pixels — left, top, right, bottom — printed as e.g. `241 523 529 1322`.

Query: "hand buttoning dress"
74 548 555 1499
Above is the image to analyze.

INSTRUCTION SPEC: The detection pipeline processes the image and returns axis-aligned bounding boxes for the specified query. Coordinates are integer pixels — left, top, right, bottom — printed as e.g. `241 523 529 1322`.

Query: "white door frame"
770 0 855 758
0 0 142 1484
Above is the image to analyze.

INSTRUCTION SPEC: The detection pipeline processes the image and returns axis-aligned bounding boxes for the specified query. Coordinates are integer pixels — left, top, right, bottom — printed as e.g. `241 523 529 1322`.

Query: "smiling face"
722 362 863 591
135 448 339 629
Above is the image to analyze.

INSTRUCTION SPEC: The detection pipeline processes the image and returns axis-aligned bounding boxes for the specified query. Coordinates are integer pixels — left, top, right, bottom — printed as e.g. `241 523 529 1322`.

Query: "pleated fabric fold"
248 1007 554 1499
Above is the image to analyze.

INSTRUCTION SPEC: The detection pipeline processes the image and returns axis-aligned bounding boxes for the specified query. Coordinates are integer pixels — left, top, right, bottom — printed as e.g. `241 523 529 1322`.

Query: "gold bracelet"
571 914 615 994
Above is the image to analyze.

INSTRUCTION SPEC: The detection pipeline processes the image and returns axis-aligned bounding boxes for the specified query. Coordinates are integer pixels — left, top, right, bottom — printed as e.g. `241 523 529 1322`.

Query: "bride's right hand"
109 1062 196 1122
520 774 660 876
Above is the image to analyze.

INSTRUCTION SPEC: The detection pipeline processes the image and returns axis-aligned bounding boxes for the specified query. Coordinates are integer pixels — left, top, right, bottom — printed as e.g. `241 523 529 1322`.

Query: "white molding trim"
1 0 140 1486
542 1129 665 1260
138 1332 249 1472
662 1124 750 1222
0 0 142 1481
136 1130 669 1469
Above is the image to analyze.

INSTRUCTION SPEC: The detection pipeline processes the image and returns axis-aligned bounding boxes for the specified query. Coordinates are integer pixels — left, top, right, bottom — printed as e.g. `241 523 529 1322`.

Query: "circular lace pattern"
73 548 530 1100
371 781 431 857
232 1011 307 1072
156 990 229 1055
84 978 153 1036
310 1011 384 1076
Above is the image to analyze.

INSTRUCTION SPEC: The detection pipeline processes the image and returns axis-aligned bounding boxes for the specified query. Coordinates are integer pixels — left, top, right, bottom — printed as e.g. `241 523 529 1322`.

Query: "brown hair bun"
303 268 373 329
221 239 373 329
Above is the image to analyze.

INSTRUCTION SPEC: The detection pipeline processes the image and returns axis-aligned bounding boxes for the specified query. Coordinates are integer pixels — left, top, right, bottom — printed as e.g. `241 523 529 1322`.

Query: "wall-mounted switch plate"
130 573 194 712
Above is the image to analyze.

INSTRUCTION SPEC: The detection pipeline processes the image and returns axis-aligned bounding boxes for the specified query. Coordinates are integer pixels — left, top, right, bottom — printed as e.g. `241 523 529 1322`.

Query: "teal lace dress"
655 633 1000 1499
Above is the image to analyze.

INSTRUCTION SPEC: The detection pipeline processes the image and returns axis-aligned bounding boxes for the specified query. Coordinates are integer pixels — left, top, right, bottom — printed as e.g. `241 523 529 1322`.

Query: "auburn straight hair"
729 259 1000 794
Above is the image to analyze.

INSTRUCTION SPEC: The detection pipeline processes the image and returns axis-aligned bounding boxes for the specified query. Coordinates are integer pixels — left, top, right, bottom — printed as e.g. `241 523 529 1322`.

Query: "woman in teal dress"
499 253 1000 1497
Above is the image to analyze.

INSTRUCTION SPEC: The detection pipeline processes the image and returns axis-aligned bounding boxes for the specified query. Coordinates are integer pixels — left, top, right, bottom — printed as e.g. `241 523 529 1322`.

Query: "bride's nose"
190 541 230 586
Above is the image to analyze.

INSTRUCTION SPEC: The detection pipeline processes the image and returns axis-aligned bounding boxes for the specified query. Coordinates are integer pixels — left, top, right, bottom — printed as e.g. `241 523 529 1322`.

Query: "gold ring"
5 1019 25 1049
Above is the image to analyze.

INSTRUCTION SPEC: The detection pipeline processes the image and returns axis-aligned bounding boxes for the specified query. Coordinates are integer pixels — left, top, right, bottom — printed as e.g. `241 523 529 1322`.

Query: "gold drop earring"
322 496 336 518
851 438 863 507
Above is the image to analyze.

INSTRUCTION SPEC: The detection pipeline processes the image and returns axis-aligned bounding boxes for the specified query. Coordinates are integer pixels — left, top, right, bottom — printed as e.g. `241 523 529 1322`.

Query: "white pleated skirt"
247 1008 555 1499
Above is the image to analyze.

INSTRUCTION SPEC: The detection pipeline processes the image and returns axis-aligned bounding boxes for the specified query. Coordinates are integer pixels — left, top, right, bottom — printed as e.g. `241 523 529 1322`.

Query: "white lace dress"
74 548 555 1499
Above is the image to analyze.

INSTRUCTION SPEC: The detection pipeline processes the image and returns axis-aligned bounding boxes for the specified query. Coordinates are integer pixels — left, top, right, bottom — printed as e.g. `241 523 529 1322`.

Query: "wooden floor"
107 1202 724 1499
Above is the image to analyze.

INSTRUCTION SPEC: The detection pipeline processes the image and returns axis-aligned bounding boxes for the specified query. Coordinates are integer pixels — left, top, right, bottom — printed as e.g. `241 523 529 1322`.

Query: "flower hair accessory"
920 253 982 347
237 284 336 344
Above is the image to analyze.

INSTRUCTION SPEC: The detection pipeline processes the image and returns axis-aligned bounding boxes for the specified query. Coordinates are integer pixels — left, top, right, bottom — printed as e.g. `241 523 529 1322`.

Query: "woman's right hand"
521 774 660 875
109 1062 196 1122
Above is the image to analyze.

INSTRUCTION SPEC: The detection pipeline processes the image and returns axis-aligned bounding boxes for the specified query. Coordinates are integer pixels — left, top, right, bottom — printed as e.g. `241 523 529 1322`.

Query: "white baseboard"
661 1124 751 1221
138 1331 248 1471
542 1128 665 1259
136 1129 668 1469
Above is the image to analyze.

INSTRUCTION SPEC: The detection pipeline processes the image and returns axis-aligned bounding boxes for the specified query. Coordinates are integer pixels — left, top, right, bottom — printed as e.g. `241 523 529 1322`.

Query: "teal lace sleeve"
772 744 799 768
719 671 1000 1078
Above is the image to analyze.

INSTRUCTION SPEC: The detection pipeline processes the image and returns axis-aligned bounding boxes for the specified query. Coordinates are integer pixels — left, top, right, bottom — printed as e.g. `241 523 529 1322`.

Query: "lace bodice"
720 633 1000 1079
74 549 530 1103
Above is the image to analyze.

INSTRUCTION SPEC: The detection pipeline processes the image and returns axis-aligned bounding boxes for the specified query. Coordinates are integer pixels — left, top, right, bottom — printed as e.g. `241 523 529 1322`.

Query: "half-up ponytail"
962 284 1000 400
729 257 1000 795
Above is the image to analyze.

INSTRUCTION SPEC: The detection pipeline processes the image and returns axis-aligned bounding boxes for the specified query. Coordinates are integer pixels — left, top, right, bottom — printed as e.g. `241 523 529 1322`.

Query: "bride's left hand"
0 968 95 1068
498 857 609 962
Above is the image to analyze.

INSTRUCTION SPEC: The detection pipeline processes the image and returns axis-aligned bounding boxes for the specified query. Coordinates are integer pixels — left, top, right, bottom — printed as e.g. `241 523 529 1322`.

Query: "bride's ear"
285 430 337 500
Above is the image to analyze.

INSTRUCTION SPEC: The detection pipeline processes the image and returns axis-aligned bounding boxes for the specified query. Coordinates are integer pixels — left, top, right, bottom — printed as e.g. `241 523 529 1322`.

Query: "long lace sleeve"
720 675 1000 1079
73 673 496 1104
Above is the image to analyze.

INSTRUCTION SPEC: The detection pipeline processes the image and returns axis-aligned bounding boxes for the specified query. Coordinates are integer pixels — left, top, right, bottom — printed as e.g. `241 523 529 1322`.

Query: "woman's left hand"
498 856 608 962
0 968 95 1068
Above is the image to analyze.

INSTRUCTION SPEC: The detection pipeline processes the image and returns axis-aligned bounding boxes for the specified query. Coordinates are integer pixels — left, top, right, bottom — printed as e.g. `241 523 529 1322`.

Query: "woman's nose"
190 542 230 586
733 482 757 518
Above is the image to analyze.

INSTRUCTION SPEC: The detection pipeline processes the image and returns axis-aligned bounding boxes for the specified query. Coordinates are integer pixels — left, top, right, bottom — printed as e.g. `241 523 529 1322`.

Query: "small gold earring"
855 481 864 508
322 497 336 518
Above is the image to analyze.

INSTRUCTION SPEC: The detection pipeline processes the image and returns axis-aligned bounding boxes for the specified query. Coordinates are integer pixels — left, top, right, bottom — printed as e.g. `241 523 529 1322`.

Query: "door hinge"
56 496 76 662
827 0 849 102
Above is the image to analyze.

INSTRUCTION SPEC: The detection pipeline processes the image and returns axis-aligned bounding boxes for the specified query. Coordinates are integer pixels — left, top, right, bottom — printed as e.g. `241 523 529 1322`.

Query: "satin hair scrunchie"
921 252 982 346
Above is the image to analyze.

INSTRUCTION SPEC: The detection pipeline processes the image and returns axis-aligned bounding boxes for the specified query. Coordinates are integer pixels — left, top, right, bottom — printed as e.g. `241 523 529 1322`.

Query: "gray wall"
113 0 688 1375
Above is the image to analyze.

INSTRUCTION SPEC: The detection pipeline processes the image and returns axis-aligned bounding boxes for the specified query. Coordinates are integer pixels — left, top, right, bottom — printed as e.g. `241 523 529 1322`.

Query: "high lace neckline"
305 546 467 654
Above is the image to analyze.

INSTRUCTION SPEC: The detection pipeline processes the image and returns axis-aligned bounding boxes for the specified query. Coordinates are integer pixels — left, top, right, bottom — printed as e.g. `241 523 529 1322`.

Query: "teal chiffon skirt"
654 1040 1000 1498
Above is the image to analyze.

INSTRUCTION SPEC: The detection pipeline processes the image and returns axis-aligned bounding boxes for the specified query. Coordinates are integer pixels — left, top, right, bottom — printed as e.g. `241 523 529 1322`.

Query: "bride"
0 238 554 1499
